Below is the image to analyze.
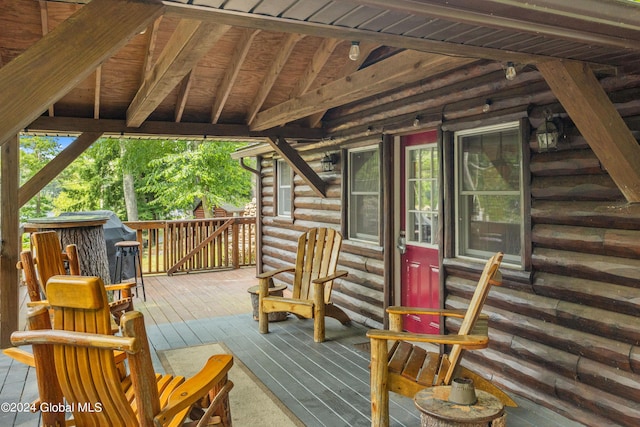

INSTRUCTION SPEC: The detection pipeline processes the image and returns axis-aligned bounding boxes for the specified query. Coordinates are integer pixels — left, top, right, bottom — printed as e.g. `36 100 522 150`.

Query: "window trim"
346 144 382 244
275 159 293 219
453 121 525 267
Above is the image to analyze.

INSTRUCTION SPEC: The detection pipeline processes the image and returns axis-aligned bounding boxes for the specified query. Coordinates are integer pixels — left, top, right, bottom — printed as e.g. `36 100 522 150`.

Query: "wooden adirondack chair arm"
366 329 489 350
2 347 36 367
311 270 348 284
387 307 490 321
104 281 136 292
26 300 50 308
155 354 234 426
256 266 295 280
11 329 139 354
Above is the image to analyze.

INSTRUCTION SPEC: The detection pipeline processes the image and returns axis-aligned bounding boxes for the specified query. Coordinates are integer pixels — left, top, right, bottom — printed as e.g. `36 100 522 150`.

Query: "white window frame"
276 159 292 218
405 143 439 248
454 122 524 266
348 145 381 244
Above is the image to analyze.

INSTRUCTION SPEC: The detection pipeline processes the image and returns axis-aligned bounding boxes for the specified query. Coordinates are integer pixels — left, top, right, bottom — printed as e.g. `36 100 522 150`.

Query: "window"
348 146 380 243
406 144 439 246
455 123 523 265
276 159 292 217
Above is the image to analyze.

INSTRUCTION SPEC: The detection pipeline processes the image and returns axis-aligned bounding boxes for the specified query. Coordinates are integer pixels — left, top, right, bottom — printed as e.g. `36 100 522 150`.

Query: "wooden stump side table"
24 216 111 285
247 284 288 321
414 386 506 427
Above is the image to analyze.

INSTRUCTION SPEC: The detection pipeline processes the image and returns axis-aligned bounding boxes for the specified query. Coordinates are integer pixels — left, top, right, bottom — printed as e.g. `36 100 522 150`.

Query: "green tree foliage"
19 136 63 222
141 140 254 217
50 138 253 220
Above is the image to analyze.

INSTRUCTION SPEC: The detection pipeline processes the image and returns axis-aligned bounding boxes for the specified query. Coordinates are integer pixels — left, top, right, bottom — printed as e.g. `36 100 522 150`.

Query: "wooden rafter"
0 0 164 146
307 41 379 128
251 51 476 131
94 66 102 119
211 28 260 124
245 33 305 125
38 0 54 117
174 71 194 122
266 136 327 198
126 20 231 128
142 16 163 79
538 60 640 202
289 38 341 99
19 132 104 207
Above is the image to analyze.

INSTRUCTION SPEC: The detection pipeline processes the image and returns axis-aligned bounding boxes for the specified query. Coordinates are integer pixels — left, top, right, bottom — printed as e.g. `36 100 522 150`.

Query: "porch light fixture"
349 41 360 61
321 152 338 172
482 99 492 113
413 116 420 127
505 62 517 81
536 113 560 152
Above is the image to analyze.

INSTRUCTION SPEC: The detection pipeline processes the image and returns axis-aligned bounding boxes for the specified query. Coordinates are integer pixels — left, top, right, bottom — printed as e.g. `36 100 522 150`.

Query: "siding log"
533 247 640 288
531 175 622 201
530 149 604 177
532 200 640 228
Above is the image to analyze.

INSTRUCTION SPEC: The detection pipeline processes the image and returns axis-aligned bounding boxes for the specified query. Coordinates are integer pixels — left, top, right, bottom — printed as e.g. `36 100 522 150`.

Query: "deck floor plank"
2 267 584 427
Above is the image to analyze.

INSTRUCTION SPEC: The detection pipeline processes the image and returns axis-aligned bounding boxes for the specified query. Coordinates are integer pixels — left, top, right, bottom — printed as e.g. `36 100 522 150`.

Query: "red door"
400 131 440 334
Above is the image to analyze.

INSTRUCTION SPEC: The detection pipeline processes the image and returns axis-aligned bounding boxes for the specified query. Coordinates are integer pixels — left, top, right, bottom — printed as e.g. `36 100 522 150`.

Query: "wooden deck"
1 268 584 426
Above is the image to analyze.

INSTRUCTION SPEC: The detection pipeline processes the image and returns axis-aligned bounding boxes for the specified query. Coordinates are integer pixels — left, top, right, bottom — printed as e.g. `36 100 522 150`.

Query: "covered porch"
1 268 580 427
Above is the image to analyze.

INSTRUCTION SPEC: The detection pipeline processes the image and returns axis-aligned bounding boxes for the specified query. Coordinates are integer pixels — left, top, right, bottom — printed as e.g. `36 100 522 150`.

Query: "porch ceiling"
1 0 639 142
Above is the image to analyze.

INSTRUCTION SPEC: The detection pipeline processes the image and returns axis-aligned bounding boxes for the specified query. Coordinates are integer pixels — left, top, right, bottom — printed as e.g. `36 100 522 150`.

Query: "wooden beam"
142 16 163 78
289 38 341 99
252 51 476 131
126 20 231 128
94 66 102 119
19 132 103 207
38 0 54 117
211 28 260 124
245 33 305 125
0 0 163 146
1 135 19 348
27 116 325 141
308 41 379 128
538 60 640 202
174 71 194 122
266 136 327 198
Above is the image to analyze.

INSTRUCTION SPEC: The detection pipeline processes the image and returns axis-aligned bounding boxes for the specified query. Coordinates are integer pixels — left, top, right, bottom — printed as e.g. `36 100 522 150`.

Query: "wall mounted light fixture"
349 41 360 61
482 99 492 113
321 153 338 172
536 112 560 152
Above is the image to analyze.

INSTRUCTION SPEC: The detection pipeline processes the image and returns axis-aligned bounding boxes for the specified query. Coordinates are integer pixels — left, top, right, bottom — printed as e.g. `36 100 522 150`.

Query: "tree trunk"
120 138 138 221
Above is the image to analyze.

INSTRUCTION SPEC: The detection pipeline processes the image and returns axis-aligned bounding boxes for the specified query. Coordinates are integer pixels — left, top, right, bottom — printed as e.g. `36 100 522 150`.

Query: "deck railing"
124 216 257 275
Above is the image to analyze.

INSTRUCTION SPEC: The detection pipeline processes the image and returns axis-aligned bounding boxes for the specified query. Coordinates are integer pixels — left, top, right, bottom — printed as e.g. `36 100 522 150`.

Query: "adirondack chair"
26 230 135 323
258 227 350 343
10 275 234 427
366 252 516 427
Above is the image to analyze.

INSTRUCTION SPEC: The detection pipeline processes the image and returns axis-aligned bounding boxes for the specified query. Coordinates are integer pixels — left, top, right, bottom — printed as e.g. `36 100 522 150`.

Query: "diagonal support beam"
0 0 163 145
266 136 327 198
251 51 475 131
538 60 640 202
127 20 231 127
19 132 103 207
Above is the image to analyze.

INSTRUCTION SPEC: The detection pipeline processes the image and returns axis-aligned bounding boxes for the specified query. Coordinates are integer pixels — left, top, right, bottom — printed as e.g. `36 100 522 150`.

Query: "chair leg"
258 279 269 334
370 338 390 427
313 303 325 343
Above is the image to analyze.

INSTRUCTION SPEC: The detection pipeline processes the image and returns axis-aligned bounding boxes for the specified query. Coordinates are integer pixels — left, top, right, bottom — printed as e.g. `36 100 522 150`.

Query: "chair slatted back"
46 275 141 426
292 228 342 302
442 252 503 384
31 231 74 290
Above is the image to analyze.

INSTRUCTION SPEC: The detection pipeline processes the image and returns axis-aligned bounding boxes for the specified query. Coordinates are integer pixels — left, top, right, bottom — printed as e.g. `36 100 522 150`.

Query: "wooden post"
0 135 19 348
370 337 390 427
232 219 239 269
313 281 326 343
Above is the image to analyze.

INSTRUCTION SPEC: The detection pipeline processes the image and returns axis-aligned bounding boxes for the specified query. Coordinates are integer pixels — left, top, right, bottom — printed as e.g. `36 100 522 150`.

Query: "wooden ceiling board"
224 0 262 13
0 1 42 53
381 15 430 35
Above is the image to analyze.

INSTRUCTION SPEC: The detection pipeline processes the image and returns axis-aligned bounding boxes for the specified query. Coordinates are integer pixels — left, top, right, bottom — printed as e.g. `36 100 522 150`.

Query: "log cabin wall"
259 147 385 327
258 60 640 426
